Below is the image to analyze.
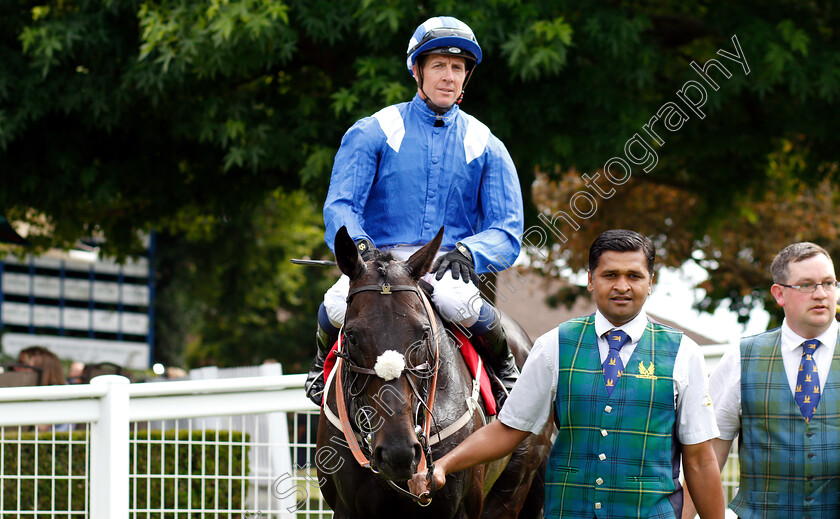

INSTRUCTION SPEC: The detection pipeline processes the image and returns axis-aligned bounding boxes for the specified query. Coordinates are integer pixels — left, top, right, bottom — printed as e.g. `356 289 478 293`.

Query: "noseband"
331 282 441 505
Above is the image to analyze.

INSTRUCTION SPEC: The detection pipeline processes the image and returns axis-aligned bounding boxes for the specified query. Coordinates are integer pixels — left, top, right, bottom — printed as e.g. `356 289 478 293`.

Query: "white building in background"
0 240 155 370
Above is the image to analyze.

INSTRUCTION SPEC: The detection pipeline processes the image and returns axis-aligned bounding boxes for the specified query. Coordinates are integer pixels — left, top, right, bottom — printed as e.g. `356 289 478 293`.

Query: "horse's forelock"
367 252 415 285
376 250 396 263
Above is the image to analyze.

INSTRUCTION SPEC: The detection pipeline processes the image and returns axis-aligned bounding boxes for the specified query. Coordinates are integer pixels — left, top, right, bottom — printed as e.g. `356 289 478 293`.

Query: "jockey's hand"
432 245 478 285
355 239 378 262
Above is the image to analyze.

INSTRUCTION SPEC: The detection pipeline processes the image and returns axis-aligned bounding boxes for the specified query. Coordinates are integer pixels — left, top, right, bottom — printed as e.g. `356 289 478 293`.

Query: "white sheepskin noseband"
374 350 406 381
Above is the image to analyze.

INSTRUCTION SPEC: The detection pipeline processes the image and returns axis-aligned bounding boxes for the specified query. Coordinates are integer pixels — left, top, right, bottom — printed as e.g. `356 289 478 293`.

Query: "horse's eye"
344 332 357 346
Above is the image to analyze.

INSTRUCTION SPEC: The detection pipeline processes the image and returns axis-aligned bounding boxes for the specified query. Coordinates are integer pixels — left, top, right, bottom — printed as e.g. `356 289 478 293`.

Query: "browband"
346 283 419 301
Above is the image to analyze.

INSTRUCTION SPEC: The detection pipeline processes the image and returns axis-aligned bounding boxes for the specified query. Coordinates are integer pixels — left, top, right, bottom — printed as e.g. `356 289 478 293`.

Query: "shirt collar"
594 309 648 345
411 93 459 126
781 318 839 353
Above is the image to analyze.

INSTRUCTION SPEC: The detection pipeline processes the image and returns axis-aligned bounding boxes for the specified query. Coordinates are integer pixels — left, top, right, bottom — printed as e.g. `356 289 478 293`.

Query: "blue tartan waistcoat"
545 315 683 519
732 328 840 519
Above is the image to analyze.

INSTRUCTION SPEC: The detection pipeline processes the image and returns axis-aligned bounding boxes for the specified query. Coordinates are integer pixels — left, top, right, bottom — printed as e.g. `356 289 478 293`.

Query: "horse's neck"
436 320 460 367
434 319 474 396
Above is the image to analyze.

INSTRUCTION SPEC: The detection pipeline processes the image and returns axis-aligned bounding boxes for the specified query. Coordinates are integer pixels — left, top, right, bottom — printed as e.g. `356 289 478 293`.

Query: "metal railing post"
90 375 131 519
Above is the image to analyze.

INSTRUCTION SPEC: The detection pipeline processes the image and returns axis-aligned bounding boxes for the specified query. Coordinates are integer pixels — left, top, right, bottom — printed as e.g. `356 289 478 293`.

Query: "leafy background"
2 0 838 368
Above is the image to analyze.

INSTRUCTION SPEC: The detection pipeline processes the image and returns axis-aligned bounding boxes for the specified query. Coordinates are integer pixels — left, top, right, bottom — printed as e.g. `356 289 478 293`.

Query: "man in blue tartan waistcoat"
684 242 840 519
410 229 725 518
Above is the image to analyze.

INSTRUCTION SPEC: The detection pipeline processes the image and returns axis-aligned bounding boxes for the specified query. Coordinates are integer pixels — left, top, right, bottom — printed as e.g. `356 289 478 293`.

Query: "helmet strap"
456 68 474 105
416 67 473 115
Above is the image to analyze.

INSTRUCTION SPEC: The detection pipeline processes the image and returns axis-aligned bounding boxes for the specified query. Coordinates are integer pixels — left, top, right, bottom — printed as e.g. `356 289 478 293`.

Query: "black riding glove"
355 239 378 262
431 243 479 285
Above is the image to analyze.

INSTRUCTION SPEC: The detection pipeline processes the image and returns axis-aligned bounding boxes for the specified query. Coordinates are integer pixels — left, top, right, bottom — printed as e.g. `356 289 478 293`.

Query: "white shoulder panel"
372 105 405 153
462 113 490 164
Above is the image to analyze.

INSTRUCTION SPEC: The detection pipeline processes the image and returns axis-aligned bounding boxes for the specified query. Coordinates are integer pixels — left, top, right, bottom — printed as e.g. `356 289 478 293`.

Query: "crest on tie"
602 330 629 396
638 361 657 380
796 339 822 423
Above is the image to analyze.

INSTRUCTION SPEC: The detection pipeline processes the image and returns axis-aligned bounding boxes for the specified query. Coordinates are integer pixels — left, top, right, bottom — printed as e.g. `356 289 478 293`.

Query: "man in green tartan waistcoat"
684 242 840 519
410 229 725 518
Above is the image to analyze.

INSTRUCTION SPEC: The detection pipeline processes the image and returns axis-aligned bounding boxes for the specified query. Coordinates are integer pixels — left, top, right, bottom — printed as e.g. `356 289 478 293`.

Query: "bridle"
331 282 441 505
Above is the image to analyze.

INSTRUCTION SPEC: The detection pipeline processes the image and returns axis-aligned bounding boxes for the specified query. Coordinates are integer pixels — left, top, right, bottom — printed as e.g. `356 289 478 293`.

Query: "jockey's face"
414 55 467 108
588 250 652 327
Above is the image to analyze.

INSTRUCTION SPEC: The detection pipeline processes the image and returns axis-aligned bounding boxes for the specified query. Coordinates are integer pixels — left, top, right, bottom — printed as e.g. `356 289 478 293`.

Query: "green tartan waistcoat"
545 315 683 519
732 328 840 519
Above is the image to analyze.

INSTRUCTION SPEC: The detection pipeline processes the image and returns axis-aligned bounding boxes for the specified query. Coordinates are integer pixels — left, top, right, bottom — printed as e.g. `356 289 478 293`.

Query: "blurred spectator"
82 361 131 383
165 366 187 380
18 346 70 432
18 346 67 386
67 361 86 384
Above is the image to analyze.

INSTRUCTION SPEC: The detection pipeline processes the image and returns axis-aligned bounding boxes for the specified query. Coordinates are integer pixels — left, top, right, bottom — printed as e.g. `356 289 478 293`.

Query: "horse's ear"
335 226 366 280
405 226 444 281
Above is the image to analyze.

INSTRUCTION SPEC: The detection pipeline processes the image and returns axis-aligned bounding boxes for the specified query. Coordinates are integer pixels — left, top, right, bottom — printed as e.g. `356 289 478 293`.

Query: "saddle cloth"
322 327 497 415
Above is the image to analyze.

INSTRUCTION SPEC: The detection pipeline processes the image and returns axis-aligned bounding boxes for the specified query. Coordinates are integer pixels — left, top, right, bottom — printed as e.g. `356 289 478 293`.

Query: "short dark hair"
588 229 655 274
770 242 832 284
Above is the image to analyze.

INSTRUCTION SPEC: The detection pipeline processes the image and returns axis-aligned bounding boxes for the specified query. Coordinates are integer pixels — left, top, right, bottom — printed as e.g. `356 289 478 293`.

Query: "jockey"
305 16 525 407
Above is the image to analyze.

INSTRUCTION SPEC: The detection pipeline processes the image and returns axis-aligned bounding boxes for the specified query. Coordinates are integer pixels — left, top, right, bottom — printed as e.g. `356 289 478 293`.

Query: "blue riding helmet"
406 16 482 76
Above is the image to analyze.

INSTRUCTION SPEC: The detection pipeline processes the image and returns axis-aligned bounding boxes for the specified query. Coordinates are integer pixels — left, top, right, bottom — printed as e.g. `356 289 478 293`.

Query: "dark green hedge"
131 428 250 518
1 429 87 518
1 429 249 519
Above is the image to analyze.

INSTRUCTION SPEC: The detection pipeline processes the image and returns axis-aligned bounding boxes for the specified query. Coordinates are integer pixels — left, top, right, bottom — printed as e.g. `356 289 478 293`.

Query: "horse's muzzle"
373 440 423 481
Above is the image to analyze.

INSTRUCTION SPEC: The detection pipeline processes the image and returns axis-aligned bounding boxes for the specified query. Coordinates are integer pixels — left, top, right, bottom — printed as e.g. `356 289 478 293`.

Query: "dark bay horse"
315 226 553 518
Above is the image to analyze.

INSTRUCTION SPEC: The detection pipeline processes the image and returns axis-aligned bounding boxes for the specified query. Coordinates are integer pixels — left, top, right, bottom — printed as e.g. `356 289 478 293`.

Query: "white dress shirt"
499 309 720 445
711 319 839 440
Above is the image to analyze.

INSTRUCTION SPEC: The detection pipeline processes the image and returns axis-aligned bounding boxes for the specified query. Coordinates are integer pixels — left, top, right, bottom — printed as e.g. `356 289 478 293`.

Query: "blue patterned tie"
795 339 821 423
603 330 630 396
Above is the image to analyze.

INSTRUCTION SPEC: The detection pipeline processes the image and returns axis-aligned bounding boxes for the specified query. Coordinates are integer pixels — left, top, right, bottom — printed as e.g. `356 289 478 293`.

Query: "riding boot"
476 311 519 409
304 323 337 406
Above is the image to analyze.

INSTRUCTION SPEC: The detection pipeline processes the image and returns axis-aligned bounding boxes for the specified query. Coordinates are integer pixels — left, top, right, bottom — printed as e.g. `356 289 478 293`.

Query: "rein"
331 282 440 505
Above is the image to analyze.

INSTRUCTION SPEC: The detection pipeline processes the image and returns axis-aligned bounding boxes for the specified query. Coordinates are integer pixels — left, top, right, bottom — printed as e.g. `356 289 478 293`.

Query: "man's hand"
408 465 447 504
432 244 478 285
409 421 529 505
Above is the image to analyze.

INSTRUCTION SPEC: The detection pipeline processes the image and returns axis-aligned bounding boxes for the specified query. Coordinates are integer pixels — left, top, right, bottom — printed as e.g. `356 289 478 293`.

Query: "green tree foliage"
2 1 839 364
155 188 333 369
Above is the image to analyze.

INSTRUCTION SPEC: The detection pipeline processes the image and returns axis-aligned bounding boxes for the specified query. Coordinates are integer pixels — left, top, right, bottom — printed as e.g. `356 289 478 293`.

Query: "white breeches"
322 246 489 329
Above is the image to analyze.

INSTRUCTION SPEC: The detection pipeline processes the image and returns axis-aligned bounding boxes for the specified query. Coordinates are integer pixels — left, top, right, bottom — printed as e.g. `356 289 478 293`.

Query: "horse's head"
333 226 444 482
